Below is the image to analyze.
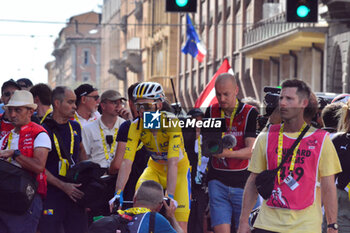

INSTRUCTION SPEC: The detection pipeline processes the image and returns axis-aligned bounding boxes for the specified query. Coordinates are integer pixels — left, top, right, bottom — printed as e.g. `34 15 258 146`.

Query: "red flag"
195 59 233 108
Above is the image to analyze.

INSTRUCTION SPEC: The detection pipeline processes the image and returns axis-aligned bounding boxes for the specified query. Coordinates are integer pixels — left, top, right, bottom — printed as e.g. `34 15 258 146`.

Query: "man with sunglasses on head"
110 82 191 233
73 84 101 127
0 79 21 139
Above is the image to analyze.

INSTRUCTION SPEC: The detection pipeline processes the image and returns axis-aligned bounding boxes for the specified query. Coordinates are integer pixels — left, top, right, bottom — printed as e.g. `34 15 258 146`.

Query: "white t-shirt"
74 111 101 128
0 130 51 167
82 117 125 168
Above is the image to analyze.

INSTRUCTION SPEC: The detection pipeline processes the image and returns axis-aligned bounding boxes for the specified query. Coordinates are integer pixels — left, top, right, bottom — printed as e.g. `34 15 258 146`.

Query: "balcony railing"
243 12 316 48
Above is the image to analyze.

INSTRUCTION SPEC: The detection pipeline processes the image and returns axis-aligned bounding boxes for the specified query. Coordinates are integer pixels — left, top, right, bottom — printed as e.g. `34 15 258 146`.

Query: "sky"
0 0 103 89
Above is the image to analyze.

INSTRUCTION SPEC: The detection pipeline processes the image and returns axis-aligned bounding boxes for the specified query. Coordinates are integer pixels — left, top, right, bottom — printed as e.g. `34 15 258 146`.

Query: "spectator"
242 97 261 114
30 83 52 124
329 100 350 233
0 90 50 233
238 79 341 233
91 180 183 233
321 102 343 135
74 84 101 127
82 90 126 169
0 79 21 139
16 78 33 91
39 86 89 233
204 73 259 232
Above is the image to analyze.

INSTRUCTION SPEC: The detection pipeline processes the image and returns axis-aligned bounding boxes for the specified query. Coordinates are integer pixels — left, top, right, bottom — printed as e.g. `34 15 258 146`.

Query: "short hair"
281 79 311 100
128 82 140 103
215 73 237 86
337 100 350 132
1 79 21 93
17 78 33 89
322 102 343 128
30 83 52 106
134 181 164 207
304 92 318 121
242 97 260 113
52 86 70 108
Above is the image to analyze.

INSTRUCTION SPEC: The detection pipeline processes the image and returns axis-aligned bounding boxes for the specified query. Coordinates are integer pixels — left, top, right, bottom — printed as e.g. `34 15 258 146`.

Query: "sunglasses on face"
135 102 157 111
3 91 15 97
85 95 99 101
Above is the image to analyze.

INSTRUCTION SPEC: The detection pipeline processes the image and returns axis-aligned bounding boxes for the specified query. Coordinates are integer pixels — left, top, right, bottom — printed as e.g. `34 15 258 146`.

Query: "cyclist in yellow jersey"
109 82 190 233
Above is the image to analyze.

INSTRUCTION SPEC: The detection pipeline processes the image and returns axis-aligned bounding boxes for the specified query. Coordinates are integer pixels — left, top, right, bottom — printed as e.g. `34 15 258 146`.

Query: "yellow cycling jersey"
124 112 188 165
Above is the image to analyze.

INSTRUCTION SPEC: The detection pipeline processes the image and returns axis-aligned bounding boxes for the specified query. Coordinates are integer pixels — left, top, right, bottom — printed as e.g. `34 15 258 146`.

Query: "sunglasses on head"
85 95 99 101
135 102 157 111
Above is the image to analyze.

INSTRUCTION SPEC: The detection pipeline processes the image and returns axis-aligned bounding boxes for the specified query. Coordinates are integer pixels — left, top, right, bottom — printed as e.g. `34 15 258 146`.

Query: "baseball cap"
101 90 126 102
74 84 98 104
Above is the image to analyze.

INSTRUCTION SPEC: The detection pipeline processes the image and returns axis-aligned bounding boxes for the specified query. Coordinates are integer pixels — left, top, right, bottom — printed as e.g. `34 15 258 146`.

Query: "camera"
201 118 226 157
159 197 171 217
263 86 281 117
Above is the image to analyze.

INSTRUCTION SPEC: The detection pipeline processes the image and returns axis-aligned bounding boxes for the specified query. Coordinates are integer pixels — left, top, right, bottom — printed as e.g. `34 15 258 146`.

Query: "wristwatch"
327 223 339 230
12 150 21 160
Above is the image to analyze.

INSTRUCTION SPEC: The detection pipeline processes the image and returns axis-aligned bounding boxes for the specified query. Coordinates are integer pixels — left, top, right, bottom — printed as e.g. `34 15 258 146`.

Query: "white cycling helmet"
133 82 165 101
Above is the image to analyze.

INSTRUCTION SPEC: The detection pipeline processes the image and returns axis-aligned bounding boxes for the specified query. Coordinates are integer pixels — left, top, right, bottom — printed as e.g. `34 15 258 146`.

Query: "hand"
163 198 177 220
0 149 14 159
109 190 123 213
213 148 231 159
237 221 251 233
118 108 133 120
62 183 84 202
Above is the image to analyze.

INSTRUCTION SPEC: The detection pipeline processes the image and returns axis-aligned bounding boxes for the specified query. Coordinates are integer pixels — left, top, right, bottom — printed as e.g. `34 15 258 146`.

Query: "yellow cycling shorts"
135 159 191 222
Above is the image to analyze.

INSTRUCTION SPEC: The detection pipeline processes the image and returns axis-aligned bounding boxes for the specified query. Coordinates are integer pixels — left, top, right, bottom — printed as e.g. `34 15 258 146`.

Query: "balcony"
242 12 327 60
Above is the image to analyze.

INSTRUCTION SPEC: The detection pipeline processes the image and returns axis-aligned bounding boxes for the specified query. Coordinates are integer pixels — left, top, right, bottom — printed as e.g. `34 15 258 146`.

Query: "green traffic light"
175 0 189 7
296 5 310 18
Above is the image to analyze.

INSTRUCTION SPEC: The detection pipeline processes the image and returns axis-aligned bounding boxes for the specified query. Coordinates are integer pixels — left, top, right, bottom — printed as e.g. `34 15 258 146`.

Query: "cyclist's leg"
173 166 191 233
135 166 162 191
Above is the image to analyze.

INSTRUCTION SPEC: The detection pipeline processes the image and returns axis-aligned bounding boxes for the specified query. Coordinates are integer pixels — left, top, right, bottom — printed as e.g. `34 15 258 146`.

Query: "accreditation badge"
284 174 299 191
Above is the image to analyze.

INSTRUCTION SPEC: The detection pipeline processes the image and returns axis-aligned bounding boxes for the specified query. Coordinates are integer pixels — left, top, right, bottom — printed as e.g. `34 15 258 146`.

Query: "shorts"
208 179 260 229
136 160 191 222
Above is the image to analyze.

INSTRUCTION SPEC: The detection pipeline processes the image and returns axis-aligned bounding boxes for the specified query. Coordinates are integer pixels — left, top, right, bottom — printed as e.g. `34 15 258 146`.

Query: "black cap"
1 79 21 93
187 108 204 117
74 84 97 105
16 78 33 89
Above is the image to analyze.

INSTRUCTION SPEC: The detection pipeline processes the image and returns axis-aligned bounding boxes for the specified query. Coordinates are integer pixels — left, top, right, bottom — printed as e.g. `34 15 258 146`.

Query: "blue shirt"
128 212 177 233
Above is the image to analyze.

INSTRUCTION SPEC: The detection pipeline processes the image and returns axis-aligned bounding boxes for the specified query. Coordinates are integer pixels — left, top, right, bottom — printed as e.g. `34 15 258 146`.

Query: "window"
82 73 91 82
83 49 90 65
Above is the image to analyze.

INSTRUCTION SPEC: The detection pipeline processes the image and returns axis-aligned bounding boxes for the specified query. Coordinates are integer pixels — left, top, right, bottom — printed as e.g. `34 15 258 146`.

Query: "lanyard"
99 123 118 161
6 131 13 162
53 122 74 165
197 135 202 166
40 108 53 124
277 122 307 184
74 113 82 129
221 99 239 138
118 207 151 215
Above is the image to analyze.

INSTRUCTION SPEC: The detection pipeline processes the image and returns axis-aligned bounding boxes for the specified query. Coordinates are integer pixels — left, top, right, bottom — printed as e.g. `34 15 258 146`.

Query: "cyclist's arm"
115 158 133 192
167 157 178 197
166 129 182 197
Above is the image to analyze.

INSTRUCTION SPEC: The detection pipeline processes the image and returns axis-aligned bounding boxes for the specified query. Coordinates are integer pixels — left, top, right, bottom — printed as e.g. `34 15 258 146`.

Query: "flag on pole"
194 59 233 109
181 14 207 63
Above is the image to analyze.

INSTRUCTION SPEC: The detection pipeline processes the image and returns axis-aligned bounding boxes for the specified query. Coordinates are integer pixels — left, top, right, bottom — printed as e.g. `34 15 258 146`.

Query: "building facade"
47 12 101 89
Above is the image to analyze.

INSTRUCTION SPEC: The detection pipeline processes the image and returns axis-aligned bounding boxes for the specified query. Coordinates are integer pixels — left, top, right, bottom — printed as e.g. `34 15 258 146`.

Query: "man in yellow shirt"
238 79 341 233
110 82 190 233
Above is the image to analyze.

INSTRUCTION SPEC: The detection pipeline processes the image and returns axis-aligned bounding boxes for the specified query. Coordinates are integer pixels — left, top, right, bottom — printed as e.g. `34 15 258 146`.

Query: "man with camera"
0 90 51 233
204 73 259 232
91 180 183 233
238 80 341 233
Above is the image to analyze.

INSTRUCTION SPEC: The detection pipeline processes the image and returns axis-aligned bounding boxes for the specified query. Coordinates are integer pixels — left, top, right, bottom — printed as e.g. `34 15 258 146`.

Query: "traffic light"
286 0 318 22
166 0 197 13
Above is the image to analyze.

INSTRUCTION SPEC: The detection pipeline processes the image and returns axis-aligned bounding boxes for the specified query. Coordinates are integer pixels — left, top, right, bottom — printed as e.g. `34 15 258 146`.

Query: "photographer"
204 73 259 232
